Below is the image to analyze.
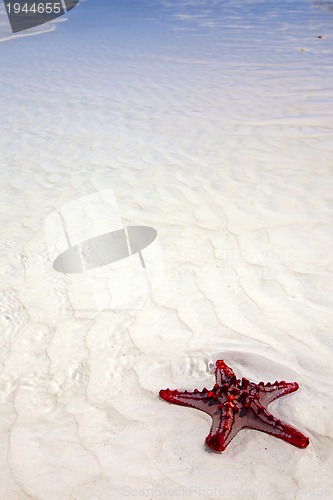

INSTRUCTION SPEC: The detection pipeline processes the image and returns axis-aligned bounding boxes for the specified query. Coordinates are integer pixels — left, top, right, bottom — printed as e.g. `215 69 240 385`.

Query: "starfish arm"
247 401 309 449
206 408 242 452
258 381 299 406
159 388 217 416
215 360 236 385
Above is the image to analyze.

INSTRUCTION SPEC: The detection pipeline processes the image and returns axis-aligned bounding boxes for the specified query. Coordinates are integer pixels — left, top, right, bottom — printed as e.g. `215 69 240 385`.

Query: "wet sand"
0 1 333 498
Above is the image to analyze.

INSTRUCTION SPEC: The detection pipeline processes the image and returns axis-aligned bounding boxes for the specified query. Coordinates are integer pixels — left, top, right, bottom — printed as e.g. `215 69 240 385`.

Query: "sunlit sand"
0 0 332 498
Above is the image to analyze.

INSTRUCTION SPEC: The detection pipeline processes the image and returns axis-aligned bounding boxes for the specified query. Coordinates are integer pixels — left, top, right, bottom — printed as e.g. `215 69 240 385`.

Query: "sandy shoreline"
0 0 333 498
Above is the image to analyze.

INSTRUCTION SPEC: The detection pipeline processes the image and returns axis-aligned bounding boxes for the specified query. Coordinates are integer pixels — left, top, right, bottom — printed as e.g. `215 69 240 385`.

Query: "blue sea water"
1 0 333 58
0 1 333 498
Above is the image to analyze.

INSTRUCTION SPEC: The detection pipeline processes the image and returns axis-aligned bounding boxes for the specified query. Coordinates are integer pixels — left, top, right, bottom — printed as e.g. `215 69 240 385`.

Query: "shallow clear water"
0 1 333 499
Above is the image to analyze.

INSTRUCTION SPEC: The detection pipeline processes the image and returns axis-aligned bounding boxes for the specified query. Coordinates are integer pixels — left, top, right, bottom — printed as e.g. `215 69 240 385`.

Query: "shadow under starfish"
159 360 310 452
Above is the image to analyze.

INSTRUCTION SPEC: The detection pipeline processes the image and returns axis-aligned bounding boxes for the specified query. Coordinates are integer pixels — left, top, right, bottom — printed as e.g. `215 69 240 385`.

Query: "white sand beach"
0 0 333 498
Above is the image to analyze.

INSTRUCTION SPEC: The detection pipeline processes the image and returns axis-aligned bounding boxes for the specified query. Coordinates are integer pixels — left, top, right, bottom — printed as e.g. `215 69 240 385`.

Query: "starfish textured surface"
160 360 310 453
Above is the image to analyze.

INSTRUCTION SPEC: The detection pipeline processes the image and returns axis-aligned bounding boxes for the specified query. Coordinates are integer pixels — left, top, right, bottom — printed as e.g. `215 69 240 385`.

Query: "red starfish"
159 360 309 452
